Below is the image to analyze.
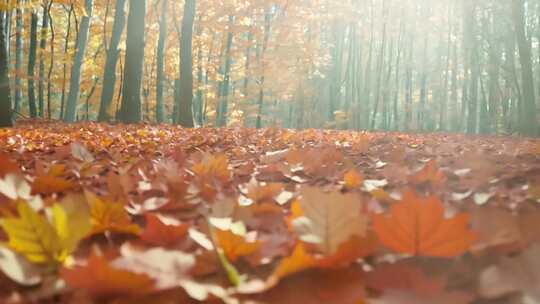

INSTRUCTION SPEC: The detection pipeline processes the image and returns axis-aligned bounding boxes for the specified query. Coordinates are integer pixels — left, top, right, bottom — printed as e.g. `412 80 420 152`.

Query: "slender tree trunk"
64 0 94 122
38 2 50 118
176 0 196 127
195 23 204 126
216 15 234 127
512 0 538 136
98 0 126 122
14 6 23 114
465 0 478 134
60 5 73 120
27 12 38 118
392 17 403 130
46 2 54 119
0 11 12 127
155 0 167 123
439 1 452 131
419 36 428 131
370 2 387 130
484 11 501 134
118 0 146 123
450 37 459 131
256 11 271 129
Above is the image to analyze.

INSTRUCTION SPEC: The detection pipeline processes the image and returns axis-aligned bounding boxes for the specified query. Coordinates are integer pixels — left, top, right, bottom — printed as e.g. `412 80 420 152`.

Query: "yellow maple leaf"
1 200 91 265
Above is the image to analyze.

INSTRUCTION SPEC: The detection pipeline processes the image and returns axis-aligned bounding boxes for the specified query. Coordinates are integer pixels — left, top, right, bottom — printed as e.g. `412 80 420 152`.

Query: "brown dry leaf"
291 187 368 256
365 261 445 297
470 207 522 253
478 244 540 301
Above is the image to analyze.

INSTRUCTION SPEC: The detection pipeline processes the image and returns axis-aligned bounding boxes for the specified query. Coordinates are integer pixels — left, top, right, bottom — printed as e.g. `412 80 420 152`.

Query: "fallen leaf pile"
0 121 539 303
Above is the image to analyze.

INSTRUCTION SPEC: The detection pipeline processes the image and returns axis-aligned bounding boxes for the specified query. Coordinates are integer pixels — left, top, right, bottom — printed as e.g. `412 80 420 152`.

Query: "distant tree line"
0 0 538 136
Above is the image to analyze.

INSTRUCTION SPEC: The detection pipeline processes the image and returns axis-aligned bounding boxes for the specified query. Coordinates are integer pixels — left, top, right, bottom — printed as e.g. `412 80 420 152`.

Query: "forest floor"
0 121 539 303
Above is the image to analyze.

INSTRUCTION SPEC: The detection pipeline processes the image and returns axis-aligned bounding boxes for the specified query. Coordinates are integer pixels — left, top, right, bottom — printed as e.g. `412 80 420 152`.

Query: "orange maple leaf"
32 175 75 195
215 229 262 262
373 190 476 257
0 153 19 178
61 253 155 298
88 194 142 236
270 243 317 283
191 153 232 184
343 169 364 189
408 160 447 187
139 213 189 247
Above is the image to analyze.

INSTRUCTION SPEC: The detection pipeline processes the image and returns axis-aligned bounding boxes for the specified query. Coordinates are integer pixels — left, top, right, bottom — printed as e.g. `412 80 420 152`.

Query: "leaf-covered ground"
0 121 539 304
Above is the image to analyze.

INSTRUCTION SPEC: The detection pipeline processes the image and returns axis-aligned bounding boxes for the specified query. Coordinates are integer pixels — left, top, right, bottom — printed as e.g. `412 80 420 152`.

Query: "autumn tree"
98 0 127 122
64 0 94 122
0 10 12 127
118 0 146 123
175 0 196 127
512 0 538 136
155 0 168 123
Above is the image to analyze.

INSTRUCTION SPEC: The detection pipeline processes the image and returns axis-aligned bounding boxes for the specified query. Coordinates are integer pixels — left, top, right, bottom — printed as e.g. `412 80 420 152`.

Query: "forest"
0 0 538 133
0 0 539 303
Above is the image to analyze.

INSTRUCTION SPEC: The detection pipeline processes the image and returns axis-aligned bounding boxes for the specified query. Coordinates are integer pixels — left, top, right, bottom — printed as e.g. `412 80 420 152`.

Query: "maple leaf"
139 213 190 247
343 169 363 189
88 192 142 236
373 190 476 257
408 160 447 187
61 253 155 298
291 187 368 256
32 175 75 195
242 179 287 205
0 153 19 178
216 228 262 262
1 200 91 265
269 243 317 283
191 153 232 184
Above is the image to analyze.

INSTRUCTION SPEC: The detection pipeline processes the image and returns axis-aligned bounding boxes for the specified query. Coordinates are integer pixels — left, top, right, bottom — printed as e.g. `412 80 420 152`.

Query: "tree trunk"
118 0 146 123
98 0 126 122
216 15 234 127
0 11 12 127
256 11 271 129
64 0 94 122
195 23 204 126
465 0 478 134
176 0 196 127
14 5 22 114
155 0 167 123
512 0 538 136
38 2 49 118
439 1 452 131
27 12 38 118
46 2 54 119
60 5 73 120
